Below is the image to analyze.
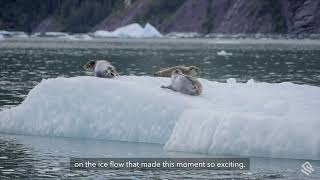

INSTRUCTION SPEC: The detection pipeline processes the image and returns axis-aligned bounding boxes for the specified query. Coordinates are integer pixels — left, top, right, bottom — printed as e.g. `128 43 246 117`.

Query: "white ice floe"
0 30 28 38
143 23 162 37
165 32 202 38
59 34 92 41
31 32 70 38
93 23 162 38
217 50 233 56
31 32 93 40
0 76 319 160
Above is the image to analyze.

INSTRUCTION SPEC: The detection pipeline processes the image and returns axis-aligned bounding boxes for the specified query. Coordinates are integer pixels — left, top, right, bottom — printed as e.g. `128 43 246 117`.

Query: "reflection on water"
1 48 320 108
1 134 318 179
0 135 67 179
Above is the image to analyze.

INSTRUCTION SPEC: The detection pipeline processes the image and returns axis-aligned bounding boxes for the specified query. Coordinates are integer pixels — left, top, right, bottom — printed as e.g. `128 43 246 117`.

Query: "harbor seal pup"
83 60 119 78
154 66 200 77
161 69 202 96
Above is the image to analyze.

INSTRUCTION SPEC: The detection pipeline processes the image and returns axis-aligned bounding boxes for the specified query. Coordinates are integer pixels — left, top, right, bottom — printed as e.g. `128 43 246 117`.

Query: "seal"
161 69 202 96
83 60 119 78
154 66 200 77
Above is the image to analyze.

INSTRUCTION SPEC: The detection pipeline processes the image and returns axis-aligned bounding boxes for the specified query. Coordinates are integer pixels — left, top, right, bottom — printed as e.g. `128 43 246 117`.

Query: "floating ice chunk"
0 76 187 144
143 23 162 38
0 30 13 36
0 30 28 38
93 23 144 38
71 34 92 40
59 34 92 41
93 23 162 38
0 34 4 40
93 30 114 37
217 50 233 56
166 32 202 38
0 76 319 160
32 32 70 38
114 23 144 38
165 107 320 160
45 32 69 37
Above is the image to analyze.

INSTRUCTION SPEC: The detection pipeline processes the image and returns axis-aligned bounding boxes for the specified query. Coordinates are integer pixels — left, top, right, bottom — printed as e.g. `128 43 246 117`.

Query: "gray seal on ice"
161 69 202 96
83 60 119 78
154 66 200 77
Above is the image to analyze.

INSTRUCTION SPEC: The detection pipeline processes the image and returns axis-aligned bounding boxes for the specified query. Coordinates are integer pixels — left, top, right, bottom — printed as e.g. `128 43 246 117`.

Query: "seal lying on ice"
154 66 200 77
161 69 202 96
83 60 119 78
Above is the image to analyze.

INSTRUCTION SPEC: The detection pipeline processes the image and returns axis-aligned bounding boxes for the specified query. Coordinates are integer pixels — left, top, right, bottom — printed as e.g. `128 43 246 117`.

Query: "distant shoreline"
1 37 320 50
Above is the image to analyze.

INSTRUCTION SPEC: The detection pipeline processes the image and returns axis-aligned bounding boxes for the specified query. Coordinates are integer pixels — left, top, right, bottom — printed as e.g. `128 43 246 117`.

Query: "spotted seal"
83 60 119 78
154 66 200 77
161 69 202 96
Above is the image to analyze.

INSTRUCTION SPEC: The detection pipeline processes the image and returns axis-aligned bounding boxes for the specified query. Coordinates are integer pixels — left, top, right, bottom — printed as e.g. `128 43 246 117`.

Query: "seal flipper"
161 85 177 92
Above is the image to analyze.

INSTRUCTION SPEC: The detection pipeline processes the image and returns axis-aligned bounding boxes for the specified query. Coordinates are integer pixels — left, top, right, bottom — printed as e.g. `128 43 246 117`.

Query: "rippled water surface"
1 44 320 108
0 39 320 179
1 134 319 179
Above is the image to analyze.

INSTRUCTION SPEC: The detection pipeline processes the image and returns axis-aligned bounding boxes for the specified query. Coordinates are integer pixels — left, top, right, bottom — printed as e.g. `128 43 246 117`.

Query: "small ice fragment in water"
217 50 233 56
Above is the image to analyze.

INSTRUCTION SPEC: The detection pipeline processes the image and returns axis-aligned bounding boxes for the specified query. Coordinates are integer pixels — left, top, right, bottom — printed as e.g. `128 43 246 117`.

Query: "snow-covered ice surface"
0 76 319 160
93 23 162 38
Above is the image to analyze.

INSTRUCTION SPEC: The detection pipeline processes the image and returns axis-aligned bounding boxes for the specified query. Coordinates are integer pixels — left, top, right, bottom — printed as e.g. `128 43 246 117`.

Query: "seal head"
154 66 200 77
188 66 200 77
83 60 119 78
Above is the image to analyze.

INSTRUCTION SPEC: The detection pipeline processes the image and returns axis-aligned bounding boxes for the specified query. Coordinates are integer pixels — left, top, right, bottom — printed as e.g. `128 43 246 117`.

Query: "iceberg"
217 50 233 56
112 23 145 38
93 23 162 38
0 76 319 160
143 23 162 37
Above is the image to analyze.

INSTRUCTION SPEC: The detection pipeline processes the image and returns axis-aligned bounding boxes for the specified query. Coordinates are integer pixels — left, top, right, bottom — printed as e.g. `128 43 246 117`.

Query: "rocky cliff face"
0 0 319 36
96 0 320 36
280 0 320 34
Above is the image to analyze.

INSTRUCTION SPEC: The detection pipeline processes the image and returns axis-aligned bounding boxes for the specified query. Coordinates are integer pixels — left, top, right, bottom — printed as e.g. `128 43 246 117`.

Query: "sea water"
0 38 320 179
